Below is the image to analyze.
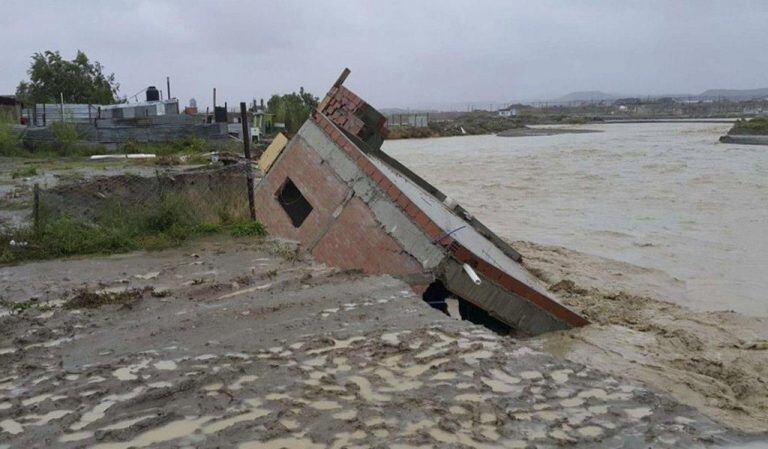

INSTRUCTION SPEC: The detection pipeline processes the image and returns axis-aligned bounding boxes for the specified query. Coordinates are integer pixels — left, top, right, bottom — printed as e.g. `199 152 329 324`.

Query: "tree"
16 50 120 105
266 87 319 134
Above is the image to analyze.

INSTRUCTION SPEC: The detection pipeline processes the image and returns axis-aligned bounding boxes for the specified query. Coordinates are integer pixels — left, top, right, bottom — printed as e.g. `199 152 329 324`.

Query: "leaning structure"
253 69 587 335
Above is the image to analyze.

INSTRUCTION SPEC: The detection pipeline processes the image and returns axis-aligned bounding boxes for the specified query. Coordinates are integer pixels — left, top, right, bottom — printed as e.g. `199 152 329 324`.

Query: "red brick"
497 274 523 296
404 202 419 219
395 194 410 210
453 246 472 262
312 197 423 276
378 177 394 193
385 183 400 199
252 138 349 248
424 222 442 240
413 210 431 229
357 158 374 175
485 265 504 283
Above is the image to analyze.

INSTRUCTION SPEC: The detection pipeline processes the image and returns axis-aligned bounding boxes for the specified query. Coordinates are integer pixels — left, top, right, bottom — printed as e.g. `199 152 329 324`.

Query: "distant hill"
551 91 619 103
698 88 768 100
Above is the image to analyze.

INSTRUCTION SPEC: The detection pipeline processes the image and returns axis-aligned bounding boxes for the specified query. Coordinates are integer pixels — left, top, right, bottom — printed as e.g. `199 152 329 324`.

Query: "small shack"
0 95 22 124
253 69 587 335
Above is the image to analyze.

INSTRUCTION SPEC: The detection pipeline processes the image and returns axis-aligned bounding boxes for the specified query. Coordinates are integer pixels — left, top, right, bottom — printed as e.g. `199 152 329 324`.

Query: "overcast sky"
2 0 767 110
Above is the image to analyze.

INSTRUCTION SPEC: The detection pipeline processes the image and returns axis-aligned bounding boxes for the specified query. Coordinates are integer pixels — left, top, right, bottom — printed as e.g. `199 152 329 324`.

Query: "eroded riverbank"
0 237 754 448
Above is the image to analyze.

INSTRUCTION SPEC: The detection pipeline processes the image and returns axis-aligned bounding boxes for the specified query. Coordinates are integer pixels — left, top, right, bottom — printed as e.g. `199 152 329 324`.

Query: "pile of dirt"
513 240 768 434
64 288 144 309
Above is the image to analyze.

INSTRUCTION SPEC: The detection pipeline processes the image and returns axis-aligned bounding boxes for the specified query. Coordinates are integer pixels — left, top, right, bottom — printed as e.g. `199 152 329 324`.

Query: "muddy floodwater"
383 122 768 317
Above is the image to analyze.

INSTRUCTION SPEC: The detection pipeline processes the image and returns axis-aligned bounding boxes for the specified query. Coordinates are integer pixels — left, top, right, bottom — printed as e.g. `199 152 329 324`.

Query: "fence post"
240 102 256 221
155 169 162 202
33 183 40 235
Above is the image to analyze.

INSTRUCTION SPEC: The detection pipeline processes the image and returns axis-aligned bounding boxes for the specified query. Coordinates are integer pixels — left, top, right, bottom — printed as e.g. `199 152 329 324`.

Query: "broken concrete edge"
307 110 588 330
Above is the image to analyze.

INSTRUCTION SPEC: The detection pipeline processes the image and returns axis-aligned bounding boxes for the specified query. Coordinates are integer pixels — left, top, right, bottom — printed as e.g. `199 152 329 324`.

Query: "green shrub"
0 124 24 156
39 218 137 257
172 136 208 154
196 222 221 234
730 117 768 135
142 196 193 233
11 166 37 179
51 122 79 154
119 137 211 157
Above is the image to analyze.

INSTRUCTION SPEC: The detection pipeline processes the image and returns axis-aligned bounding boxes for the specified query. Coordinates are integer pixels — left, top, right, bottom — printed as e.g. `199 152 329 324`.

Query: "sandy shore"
0 237 756 448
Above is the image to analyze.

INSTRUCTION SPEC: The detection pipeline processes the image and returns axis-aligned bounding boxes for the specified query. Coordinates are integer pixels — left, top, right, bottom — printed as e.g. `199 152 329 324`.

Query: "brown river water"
383 122 768 317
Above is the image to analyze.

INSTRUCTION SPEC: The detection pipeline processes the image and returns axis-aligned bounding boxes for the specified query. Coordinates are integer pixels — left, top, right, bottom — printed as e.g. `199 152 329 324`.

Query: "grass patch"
119 137 238 158
0 194 268 265
11 165 38 179
729 117 768 135
0 124 25 156
229 220 267 237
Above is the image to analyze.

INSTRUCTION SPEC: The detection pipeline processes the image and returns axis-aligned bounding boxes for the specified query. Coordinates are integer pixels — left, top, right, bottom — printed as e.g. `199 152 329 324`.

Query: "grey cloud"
1 0 766 110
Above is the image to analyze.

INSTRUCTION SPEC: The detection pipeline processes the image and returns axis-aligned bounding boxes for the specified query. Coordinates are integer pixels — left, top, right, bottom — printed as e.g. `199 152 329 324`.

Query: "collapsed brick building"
253 69 587 335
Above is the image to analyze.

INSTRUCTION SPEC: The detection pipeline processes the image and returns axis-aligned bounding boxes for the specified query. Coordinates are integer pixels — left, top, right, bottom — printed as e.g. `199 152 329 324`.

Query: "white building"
497 106 518 117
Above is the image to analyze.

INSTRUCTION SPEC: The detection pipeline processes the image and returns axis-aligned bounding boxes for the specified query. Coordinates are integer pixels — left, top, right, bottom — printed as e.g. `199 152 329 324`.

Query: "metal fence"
387 113 430 128
22 104 100 126
32 163 255 235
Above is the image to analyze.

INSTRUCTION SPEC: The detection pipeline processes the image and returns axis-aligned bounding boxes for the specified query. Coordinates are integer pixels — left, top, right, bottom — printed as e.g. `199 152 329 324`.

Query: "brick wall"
311 197 424 276
254 131 424 278
253 136 348 246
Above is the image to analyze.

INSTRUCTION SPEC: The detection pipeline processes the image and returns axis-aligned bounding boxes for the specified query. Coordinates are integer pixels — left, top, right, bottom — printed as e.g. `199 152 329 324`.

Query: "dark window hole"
276 178 313 228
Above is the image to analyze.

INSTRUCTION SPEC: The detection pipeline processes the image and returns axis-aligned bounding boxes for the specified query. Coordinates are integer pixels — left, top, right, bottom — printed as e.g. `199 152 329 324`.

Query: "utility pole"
240 102 256 221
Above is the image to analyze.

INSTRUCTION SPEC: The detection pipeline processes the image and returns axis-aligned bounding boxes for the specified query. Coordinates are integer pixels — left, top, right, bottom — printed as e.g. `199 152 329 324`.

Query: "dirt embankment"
513 240 768 434
719 117 768 145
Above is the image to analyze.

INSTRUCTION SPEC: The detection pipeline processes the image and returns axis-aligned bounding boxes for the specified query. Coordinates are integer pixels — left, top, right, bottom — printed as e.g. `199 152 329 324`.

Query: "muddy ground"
0 236 762 448
513 241 768 434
